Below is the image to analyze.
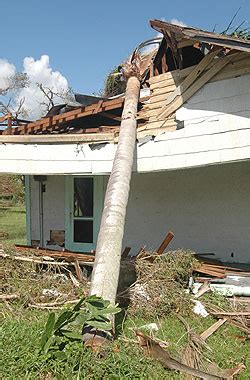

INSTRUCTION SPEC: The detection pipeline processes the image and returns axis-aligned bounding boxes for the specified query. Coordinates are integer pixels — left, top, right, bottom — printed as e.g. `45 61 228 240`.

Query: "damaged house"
0 20 250 264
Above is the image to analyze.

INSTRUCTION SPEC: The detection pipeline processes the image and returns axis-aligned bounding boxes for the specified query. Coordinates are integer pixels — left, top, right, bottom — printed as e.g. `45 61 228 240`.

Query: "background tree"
0 73 29 118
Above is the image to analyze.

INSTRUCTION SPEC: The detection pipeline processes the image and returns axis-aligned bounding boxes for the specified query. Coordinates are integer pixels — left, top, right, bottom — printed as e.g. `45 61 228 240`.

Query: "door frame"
65 175 103 252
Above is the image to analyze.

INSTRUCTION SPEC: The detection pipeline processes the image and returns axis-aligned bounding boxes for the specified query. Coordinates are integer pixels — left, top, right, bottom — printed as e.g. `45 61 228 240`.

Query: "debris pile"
128 249 196 317
0 245 89 310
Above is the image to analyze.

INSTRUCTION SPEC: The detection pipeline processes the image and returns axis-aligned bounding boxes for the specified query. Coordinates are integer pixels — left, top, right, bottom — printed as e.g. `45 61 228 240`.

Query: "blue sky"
1 0 250 95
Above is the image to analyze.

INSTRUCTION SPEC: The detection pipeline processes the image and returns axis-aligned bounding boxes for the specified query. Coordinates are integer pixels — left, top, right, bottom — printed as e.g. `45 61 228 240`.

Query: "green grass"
0 203 26 245
0 304 249 379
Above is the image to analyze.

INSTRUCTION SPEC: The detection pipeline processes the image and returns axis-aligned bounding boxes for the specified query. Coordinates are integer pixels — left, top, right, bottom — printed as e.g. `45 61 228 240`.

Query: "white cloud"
17 55 69 119
0 55 70 120
170 18 187 27
0 59 16 91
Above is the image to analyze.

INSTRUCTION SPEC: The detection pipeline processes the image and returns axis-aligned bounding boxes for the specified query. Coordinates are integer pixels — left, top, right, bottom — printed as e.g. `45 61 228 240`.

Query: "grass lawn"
0 304 249 379
0 203 26 246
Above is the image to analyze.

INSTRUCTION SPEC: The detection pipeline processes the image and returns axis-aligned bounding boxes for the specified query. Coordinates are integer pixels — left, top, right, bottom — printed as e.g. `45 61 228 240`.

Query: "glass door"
65 176 103 252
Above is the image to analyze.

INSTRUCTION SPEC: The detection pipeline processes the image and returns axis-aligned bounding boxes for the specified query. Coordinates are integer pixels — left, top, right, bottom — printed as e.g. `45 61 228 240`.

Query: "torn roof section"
150 19 250 53
0 20 249 140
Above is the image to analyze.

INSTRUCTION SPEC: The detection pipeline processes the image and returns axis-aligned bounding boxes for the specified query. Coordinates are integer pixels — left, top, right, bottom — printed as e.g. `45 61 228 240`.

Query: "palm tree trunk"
90 54 141 305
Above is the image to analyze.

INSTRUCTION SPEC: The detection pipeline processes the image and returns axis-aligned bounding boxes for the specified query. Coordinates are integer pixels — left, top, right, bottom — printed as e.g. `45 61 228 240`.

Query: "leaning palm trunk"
90 53 141 305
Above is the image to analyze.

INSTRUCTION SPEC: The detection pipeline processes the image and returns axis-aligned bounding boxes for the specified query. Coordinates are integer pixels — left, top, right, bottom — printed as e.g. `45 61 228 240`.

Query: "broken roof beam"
2 97 125 136
156 50 239 120
150 19 250 53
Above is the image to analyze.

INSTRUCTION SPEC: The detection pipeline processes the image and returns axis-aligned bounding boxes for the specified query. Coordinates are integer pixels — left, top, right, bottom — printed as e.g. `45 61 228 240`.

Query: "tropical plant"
40 296 120 359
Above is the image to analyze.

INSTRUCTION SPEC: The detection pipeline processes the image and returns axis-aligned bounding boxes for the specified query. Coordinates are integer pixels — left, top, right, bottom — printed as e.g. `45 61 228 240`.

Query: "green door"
65 176 103 252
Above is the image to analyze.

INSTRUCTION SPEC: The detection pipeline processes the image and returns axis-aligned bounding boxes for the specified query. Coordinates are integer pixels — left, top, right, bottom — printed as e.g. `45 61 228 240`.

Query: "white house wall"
30 175 65 248
1 74 250 175
124 161 250 264
29 161 250 264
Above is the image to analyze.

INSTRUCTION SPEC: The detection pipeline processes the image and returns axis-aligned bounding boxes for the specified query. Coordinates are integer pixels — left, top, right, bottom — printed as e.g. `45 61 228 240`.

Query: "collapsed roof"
1 19 250 141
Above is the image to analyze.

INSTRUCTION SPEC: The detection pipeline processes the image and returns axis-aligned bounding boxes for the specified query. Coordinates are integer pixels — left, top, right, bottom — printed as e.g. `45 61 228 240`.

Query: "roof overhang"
150 19 250 53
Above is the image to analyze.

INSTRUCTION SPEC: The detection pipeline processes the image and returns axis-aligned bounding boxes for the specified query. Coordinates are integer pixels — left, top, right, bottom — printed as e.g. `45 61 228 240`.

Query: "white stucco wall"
1 74 250 175
30 175 65 248
124 162 250 264
29 161 250 264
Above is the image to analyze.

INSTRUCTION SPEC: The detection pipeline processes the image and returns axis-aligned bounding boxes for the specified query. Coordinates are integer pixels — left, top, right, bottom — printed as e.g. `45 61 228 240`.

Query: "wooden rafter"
2 97 125 135
1 95 149 136
156 50 238 120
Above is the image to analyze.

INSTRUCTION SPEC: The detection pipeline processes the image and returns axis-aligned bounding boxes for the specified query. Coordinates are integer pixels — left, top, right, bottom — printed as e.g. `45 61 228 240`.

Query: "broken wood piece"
156 231 174 255
136 331 221 379
136 246 147 259
0 294 19 301
15 244 95 263
194 281 211 298
158 48 222 110
211 311 250 317
0 251 71 267
157 51 238 121
68 271 81 287
28 299 80 309
74 259 83 281
200 318 227 341
121 247 131 259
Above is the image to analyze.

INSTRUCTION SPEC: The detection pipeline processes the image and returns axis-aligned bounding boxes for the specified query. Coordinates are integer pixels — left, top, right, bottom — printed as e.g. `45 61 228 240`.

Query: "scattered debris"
15 244 95 264
28 299 81 310
41 289 62 298
177 314 208 378
194 281 211 299
138 322 159 332
192 300 209 317
129 250 195 317
156 231 174 256
0 251 72 267
0 293 19 301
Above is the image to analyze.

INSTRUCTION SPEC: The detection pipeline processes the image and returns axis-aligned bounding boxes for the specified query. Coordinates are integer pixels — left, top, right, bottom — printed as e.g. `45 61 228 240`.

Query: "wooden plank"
149 52 247 88
0 251 73 266
211 311 250 317
159 48 222 109
156 231 174 255
136 125 177 139
157 52 239 120
194 281 210 298
121 247 131 259
161 53 167 74
149 88 178 103
148 65 194 85
149 61 250 98
137 118 176 131
3 97 125 135
74 260 84 281
93 100 103 114
200 318 227 341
